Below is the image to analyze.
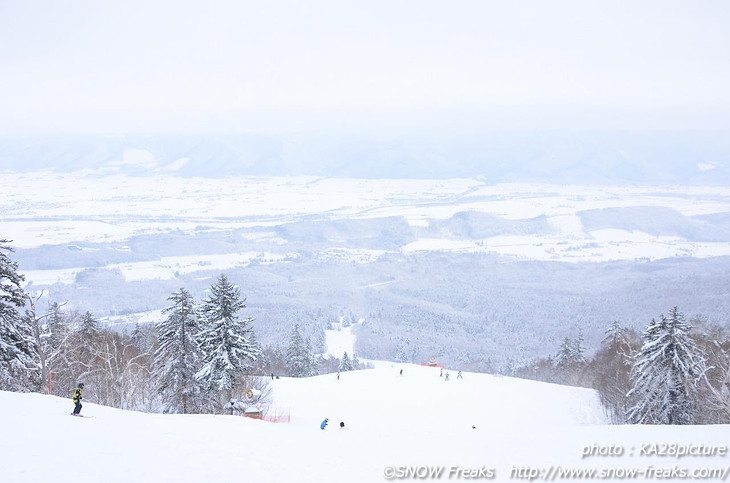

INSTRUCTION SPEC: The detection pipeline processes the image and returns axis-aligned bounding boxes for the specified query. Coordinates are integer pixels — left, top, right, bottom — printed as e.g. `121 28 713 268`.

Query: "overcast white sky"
1 0 729 133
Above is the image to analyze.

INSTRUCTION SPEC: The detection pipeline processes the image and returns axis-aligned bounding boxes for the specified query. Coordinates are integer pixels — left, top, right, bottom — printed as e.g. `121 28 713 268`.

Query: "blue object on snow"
320 418 329 430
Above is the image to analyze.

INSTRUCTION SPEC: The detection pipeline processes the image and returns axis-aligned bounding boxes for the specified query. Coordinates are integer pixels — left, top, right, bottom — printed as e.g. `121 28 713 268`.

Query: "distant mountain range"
1 130 729 184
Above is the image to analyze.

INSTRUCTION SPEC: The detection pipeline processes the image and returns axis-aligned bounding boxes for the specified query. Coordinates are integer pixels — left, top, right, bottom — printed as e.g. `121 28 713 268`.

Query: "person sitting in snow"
72 382 84 416
320 418 329 430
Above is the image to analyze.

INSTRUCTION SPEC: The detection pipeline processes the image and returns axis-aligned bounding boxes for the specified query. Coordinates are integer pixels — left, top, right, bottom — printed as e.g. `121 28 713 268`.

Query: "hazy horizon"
2 0 729 135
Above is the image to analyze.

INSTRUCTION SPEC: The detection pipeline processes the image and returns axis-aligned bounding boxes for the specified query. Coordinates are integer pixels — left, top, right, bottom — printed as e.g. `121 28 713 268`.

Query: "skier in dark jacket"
72 383 84 416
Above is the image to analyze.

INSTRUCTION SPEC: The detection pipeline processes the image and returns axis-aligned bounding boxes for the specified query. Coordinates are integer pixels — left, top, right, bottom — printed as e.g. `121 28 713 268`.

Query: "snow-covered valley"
3 173 730 366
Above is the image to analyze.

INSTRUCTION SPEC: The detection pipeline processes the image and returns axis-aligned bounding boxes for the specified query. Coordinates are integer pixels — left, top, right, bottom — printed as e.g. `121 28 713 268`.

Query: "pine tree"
553 330 588 386
555 337 575 367
555 332 585 368
339 351 354 372
604 320 627 347
394 336 413 363
627 307 707 425
78 311 101 341
73 311 101 368
0 238 35 391
0 239 24 323
45 302 69 357
195 274 259 397
286 324 317 377
153 288 203 413
573 330 586 363
130 323 154 354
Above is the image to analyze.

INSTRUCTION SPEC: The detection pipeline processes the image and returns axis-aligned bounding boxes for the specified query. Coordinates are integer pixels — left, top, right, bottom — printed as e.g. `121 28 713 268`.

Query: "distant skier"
440 368 443 377
457 371 463 379
320 418 329 430
71 382 84 416
445 372 450 381
339 421 345 429
399 369 403 376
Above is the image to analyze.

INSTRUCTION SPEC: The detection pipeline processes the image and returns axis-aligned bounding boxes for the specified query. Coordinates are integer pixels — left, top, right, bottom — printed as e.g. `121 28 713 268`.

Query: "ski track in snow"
324 323 357 358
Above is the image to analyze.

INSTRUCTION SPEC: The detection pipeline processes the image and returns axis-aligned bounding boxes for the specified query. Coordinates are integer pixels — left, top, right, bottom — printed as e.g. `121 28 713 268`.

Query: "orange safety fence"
242 408 291 423
262 414 291 423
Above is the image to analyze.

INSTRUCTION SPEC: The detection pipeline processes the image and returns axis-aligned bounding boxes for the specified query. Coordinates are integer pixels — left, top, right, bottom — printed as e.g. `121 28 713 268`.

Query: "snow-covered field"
3 173 730 287
21 251 295 286
3 364 729 483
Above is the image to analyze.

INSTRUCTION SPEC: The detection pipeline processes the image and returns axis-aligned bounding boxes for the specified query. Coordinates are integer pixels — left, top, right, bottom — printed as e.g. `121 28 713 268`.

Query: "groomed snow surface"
3 363 729 483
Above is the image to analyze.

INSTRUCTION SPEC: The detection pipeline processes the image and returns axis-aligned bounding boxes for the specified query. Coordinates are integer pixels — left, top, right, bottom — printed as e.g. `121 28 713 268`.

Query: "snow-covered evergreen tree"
627 307 707 425
78 311 101 341
286 324 317 377
604 320 627 347
153 288 203 413
45 302 69 357
339 351 354 372
0 239 24 323
0 238 35 391
70 311 102 374
195 274 259 395
130 323 156 354
552 330 588 386
394 336 414 363
555 331 586 368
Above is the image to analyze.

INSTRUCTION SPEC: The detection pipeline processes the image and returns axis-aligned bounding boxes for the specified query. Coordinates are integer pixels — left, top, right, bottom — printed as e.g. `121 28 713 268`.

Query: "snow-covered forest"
3 173 729 371
13 235 730 369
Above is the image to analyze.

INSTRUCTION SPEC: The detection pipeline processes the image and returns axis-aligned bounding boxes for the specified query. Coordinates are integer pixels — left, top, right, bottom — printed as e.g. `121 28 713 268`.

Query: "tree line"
513 308 730 424
1 238 366 413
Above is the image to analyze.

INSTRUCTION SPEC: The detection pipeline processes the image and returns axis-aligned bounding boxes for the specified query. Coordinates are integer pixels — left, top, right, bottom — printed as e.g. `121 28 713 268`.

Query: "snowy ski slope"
2 363 729 483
